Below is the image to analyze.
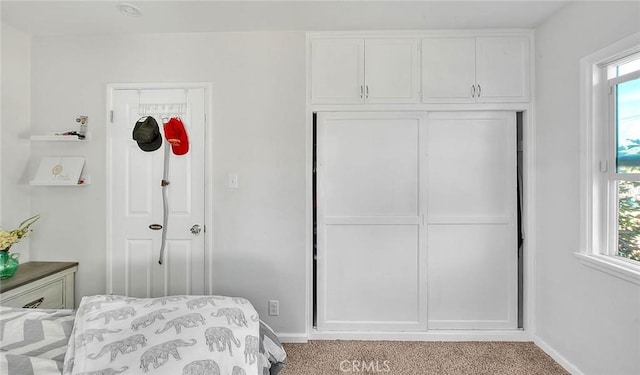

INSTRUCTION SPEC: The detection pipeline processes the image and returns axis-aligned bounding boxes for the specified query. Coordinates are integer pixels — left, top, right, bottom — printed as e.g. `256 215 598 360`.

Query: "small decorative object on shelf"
76 115 88 138
0 214 40 279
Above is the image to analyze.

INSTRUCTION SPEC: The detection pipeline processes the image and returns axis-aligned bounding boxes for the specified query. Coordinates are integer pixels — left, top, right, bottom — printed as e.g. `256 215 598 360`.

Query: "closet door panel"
427 112 513 219
323 116 418 217
316 112 428 332
426 111 517 330
323 225 421 323
427 224 515 329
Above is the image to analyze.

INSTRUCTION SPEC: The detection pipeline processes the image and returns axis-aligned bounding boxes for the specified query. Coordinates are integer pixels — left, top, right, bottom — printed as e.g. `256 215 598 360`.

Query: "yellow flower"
0 214 40 251
0 230 19 250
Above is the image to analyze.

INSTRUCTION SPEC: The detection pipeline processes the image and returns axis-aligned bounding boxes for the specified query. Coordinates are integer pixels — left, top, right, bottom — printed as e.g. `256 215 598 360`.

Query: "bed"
0 295 286 375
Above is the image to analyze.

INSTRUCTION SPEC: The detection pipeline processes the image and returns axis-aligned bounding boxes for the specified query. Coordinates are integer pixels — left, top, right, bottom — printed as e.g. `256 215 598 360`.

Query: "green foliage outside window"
618 180 640 261
617 140 640 262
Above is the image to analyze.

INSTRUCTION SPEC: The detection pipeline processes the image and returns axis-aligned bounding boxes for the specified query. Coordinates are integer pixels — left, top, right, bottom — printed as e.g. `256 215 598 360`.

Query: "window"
578 33 640 285
610 64 640 262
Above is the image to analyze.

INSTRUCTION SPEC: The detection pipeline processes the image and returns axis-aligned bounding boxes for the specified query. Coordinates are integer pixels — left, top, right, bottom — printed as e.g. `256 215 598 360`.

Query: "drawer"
1 279 64 309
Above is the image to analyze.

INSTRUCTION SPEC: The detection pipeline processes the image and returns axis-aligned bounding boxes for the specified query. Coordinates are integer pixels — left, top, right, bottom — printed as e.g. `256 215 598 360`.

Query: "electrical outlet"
268 300 279 316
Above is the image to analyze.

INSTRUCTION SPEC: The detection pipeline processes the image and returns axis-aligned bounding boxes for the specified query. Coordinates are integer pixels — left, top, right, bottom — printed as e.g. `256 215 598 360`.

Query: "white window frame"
577 32 640 286
607 70 640 256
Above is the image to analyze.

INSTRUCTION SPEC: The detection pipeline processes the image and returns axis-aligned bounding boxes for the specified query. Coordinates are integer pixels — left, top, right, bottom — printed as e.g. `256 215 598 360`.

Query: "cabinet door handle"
471 85 476 98
478 84 482 98
366 85 369 99
23 297 45 309
360 85 363 99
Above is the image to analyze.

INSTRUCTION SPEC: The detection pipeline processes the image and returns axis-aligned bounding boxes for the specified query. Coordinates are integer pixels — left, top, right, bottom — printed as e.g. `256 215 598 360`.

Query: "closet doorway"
107 85 208 297
314 111 518 331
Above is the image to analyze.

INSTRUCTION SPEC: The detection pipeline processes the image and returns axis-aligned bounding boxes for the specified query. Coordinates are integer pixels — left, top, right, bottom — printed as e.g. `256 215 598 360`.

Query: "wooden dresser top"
0 261 78 294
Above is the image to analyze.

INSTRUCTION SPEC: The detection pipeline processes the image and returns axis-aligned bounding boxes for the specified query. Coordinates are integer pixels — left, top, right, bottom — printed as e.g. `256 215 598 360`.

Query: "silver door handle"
477 84 481 98
190 224 202 235
472 85 476 98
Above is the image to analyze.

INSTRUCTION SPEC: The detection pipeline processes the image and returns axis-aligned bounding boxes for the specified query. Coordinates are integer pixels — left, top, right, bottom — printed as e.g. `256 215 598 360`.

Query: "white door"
421 38 476 103
365 39 420 104
476 37 530 103
316 112 428 331
108 87 206 297
311 38 364 104
426 111 517 329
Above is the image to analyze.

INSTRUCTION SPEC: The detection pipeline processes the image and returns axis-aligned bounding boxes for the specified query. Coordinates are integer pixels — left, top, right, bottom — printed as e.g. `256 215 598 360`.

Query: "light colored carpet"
280 341 569 375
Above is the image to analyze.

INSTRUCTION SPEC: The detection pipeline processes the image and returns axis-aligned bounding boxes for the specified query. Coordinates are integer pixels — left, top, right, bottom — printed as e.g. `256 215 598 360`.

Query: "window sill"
574 253 640 286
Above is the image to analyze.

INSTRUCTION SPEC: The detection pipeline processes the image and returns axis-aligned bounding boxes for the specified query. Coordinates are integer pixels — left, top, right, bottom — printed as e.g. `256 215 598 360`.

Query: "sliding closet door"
426 111 517 329
316 112 428 331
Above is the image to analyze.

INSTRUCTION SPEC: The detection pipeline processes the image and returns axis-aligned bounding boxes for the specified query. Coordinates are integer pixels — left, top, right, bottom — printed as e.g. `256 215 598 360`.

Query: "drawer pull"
23 297 45 309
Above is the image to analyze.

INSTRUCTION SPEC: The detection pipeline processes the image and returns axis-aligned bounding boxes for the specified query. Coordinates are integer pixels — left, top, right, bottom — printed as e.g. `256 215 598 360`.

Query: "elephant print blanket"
63 295 261 375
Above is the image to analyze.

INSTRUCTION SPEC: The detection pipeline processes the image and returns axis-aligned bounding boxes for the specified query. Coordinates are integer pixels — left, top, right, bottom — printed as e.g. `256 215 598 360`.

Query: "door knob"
190 224 202 235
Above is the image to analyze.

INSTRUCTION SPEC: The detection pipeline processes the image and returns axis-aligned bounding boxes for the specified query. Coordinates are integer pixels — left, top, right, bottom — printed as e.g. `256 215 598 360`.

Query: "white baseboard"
308 329 532 341
276 333 309 343
533 335 583 375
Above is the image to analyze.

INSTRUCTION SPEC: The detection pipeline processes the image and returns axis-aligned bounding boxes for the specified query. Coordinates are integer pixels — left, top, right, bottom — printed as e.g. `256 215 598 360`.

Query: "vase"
0 250 20 279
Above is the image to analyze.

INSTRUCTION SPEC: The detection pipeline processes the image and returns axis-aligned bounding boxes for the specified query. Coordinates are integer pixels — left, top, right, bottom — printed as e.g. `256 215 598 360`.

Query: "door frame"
105 82 214 295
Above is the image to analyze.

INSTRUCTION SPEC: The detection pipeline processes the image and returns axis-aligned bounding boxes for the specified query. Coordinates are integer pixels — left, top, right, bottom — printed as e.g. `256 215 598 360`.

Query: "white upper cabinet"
421 38 476 103
421 36 530 103
364 39 421 104
475 37 530 103
311 38 420 104
311 38 364 104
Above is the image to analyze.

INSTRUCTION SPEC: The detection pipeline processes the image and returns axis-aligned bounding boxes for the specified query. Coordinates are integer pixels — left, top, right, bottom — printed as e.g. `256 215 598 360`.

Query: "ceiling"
1 1 569 37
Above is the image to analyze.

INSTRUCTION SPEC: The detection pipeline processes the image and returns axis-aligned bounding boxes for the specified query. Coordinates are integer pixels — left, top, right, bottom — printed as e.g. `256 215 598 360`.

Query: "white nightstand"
0 262 78 309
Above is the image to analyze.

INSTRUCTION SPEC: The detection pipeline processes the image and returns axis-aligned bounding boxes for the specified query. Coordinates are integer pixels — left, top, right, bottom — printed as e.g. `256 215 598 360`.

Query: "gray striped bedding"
0 305 286 375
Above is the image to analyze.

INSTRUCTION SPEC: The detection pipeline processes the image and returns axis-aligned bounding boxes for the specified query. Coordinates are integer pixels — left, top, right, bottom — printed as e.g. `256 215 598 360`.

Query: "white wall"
535 2 640 374
1 24 32 261
28 32 307 335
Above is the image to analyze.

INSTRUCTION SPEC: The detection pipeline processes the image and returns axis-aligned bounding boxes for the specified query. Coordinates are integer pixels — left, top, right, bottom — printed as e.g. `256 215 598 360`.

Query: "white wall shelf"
29 175 91 187
30 132 91 142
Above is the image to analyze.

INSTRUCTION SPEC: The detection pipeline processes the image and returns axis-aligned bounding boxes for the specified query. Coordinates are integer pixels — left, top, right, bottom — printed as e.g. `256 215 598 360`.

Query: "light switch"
228 174 239 189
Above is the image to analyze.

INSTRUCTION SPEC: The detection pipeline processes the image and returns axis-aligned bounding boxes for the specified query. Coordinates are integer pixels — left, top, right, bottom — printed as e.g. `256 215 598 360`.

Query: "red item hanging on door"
163 117 189 155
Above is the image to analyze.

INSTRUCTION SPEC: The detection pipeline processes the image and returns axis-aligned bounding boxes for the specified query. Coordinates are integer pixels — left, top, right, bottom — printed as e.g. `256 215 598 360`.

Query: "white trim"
310 329 531 342
524 32 537 336
305 33 313 339
104 82 213 295
276 333 309 344
574 253 640 286
310 103 532 113
106 82 211 90
534 335 584 375
307 29 534 39
203 85 215 294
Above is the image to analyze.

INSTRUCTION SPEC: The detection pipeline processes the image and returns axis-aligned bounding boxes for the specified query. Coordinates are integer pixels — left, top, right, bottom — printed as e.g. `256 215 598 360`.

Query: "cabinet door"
422 38 476 103
311 38 364 104
364 39 420 104
476 37 530 103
